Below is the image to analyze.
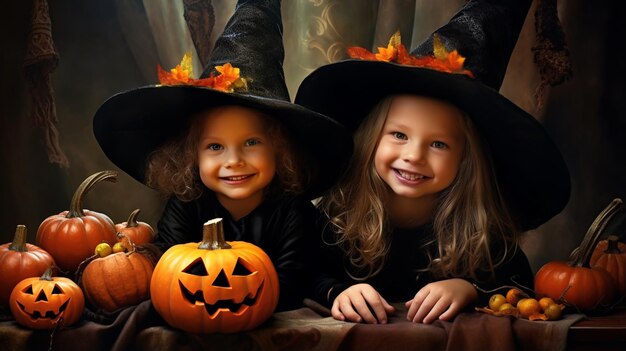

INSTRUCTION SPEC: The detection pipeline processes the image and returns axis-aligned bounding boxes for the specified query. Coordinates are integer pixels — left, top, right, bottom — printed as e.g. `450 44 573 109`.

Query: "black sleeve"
309 216 351 309
269 198 323 311
153 196 199 252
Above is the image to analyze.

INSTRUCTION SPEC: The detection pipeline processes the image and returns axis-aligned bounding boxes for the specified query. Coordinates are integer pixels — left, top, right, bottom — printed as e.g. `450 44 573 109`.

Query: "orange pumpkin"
0 225 55 306
535 198 621 312
150 218 279 333
115 209 155 246
590 235 626 295
36 170 118 273
81 249 154 312
9 267 84 329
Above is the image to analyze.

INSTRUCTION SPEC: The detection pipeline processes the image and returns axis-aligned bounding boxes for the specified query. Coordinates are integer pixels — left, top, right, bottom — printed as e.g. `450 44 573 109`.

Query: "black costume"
155 191 319 312
313 224 534 308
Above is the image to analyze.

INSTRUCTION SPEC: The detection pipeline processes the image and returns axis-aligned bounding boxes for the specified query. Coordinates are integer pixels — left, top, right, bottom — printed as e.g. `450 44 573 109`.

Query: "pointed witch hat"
93 0 352 199
295 0 570 230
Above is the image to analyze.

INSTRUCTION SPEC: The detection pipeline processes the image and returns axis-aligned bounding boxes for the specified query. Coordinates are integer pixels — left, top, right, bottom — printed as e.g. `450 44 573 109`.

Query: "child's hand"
405 278 478 324
332 283 396 324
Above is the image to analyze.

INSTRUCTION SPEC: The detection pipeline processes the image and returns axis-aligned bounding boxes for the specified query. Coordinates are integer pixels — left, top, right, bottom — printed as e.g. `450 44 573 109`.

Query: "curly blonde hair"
146 107 307 201
319 95 520 281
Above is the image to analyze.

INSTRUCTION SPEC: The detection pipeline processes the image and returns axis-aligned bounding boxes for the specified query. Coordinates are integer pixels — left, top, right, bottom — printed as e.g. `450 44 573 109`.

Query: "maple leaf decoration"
347 32 474 78
157 52 248 92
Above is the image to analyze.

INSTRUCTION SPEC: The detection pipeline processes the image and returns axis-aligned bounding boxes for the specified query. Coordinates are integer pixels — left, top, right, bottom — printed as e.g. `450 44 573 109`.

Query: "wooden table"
567 308 626 351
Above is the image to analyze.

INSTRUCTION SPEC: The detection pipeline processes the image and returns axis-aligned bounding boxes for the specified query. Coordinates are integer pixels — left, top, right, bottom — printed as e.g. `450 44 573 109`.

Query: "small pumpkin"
150 218 279 333
590 235 626 295
0 225 55 306
80 247 155 312
535 198 621 312
9 267 85 329
36 170 118 273
115 209 155 246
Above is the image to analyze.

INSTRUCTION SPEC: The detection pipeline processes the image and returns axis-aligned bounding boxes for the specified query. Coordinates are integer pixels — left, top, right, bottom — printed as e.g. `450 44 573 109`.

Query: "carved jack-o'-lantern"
9 268 85 329
150 218 279 333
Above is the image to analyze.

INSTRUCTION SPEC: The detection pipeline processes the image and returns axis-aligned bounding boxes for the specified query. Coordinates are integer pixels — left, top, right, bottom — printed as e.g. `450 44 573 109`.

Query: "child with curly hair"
93 0 351 311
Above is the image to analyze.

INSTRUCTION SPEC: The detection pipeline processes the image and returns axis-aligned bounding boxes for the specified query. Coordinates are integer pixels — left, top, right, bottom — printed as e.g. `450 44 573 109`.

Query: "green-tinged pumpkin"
36 170 118 273
9 268 84 329
150 218 279 333
0 225 55 306
535 198 621 312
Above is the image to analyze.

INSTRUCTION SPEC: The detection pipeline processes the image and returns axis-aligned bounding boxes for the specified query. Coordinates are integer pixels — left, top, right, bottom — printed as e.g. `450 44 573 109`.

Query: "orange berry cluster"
477 288 564 321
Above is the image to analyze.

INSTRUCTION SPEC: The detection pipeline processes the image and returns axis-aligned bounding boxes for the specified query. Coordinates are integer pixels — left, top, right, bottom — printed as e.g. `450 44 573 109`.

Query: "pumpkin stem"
8 225 28 252
125 209 142 227
66 170 118 218
41 267 54 281
574 198 623 268
199 218 231 250
117 232 136 252
604 235 623 254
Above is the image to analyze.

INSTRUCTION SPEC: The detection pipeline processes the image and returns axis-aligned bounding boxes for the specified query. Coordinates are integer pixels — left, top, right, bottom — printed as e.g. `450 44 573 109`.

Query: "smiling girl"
93 0 350 311
296 0 570 324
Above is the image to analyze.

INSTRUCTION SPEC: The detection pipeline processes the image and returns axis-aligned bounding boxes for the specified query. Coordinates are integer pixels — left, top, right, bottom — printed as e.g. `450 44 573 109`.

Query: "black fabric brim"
295 60 570 230
93 85 353 199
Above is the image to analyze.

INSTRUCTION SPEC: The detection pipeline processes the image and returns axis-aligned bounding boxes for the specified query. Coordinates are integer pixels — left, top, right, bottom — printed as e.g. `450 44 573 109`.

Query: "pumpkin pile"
4 170 282 333
1 170 160 329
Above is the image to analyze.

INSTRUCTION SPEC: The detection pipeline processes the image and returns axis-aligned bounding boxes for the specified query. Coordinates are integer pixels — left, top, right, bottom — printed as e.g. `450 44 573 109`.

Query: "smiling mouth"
394 169 428 181
17 299 69 319
220 175 253 182
179 281 261 316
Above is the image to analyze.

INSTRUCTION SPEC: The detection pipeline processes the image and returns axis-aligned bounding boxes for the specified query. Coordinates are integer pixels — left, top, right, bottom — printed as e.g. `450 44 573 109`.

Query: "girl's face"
374 95 465 203
197 106 276 213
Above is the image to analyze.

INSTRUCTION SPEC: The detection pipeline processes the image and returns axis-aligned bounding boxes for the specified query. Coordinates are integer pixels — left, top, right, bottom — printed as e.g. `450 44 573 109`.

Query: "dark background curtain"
1 0 624 273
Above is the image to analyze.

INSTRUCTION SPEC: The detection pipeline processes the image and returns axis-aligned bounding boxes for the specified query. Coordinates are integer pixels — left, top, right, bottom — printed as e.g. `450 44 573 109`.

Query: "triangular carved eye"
183 258 209 276
24 286 33 294
52 285 63 294
232 258 253 276
212 269 230 287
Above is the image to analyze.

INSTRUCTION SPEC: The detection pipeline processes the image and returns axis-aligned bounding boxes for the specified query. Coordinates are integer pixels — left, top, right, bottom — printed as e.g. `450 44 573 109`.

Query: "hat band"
157 52 248 92
347 32 474 78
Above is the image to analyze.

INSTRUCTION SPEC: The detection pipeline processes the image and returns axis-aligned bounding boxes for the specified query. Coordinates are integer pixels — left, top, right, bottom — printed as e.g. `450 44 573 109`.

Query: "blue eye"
392 132 407 140
245 138 260 146
208 143 223 151
432 141 448 149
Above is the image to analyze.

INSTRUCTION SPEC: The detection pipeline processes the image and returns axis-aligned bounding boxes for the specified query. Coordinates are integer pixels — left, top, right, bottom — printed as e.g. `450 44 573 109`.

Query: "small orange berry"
506 288 527 306
538 297 556 312
517 298 541 318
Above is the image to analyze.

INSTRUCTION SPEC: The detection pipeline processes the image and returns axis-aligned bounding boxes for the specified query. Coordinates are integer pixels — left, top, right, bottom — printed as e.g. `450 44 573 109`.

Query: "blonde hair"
146 107 306 201
319 95 520 281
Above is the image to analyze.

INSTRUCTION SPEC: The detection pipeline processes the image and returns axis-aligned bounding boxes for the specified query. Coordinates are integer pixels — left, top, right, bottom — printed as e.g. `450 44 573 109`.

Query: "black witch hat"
93 0 352 199
295 0 570 230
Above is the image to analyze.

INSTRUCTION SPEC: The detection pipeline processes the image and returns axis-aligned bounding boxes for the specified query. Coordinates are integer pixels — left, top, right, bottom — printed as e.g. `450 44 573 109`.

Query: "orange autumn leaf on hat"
348 32 474 78
158 52 247 92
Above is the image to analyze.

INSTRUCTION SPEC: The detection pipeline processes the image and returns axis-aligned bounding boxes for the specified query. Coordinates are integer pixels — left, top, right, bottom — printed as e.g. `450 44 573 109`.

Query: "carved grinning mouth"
17 299 69 319
179 281 262 316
